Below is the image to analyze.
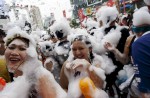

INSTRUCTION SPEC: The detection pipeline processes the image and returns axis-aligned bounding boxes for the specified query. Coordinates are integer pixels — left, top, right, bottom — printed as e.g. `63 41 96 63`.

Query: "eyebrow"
9 44 28 47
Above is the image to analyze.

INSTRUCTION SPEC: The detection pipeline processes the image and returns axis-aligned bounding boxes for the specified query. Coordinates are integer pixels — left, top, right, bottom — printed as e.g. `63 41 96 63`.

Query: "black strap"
128 74 135 88
129 35 136 56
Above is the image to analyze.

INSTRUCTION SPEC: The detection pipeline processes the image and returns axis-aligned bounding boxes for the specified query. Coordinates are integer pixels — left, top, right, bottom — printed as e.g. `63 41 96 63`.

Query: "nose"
10 49 19 56
76 49 81 56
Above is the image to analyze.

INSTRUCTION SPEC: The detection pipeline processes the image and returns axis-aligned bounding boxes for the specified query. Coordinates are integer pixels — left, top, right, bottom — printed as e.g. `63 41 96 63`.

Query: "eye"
78 47 84 50
72 48 76 51
8 46 15 50
19 47 27 51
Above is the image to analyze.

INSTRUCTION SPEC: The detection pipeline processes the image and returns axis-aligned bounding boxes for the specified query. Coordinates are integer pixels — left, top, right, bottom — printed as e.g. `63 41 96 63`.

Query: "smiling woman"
60 34 108 98
5 38 29 75
0 27 67 98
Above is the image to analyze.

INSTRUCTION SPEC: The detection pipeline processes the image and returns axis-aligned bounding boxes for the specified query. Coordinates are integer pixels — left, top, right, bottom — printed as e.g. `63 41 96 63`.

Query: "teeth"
10 58 19 61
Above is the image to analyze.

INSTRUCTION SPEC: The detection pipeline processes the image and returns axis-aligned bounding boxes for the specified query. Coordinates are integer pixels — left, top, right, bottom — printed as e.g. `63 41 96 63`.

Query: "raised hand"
104 42 115 52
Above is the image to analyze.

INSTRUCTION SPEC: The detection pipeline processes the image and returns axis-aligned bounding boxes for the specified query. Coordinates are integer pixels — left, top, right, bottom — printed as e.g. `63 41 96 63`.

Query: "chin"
8 68 15 73
7 63 20 72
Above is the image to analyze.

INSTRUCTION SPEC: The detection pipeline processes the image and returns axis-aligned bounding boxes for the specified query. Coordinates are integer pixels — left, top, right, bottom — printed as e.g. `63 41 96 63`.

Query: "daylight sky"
4 0 72 20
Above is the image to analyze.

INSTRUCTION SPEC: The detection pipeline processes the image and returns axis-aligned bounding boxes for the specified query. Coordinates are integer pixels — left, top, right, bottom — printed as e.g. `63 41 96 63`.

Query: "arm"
112 46 129 64
104 36 134 64
88 69 104 88
88 62 106 89
38 75 57 98
37 66 67 98
60 62 69 91
104 42 127 64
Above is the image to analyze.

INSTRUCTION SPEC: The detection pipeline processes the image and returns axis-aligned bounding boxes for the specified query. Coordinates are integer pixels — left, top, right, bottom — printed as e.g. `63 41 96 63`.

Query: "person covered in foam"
96 6 130 97
0 26 67 98
60 33 110 98
50 18 71 66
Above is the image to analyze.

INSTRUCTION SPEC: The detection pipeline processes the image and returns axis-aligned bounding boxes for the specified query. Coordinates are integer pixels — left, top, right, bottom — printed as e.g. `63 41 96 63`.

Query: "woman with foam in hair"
0 27 67 98
60 34 109 98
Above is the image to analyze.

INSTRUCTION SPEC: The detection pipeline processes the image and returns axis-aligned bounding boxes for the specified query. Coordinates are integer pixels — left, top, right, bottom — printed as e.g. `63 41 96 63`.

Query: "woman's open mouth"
9 58 20 64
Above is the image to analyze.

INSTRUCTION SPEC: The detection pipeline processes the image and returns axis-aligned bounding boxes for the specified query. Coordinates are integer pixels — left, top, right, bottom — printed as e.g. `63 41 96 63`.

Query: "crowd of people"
0 0 150 98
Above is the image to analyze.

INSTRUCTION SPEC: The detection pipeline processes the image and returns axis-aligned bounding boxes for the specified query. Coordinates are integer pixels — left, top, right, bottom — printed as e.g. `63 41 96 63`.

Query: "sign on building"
86 0 102 6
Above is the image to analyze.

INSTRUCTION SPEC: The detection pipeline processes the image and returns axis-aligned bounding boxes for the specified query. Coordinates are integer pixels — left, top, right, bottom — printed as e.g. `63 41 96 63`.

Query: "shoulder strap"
125 35 135 48
128 74 135 88
123 35 136 58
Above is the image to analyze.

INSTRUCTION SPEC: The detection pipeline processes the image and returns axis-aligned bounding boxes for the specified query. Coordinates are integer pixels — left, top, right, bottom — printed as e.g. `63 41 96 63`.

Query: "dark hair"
0 29 6 38
89 49 94 63
6 37 29 47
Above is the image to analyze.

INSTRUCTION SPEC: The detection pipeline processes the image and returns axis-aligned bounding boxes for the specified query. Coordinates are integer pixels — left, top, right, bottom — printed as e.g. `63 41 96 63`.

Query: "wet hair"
6 37 29 47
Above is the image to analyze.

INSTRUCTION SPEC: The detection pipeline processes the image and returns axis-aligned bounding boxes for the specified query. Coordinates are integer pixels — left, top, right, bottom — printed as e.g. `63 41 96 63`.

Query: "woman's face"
4 39 28 72
72 41 90 61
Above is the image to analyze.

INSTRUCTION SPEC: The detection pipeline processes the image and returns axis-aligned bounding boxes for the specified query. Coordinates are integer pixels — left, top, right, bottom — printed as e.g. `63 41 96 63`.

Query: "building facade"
70 0 105 20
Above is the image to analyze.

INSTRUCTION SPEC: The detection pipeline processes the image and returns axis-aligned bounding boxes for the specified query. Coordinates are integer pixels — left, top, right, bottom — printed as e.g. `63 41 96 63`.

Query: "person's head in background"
132 7 150 38
50 18 71 42
96 6 119 27
0 29 6 55
4 27 36 76
144 0 150 11
71 35 93 63
47 27 58 43
120 14 129 26
127 13 133 29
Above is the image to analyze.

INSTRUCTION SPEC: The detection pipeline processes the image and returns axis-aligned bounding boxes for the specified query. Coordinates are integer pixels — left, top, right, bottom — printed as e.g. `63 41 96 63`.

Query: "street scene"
0 0 150 98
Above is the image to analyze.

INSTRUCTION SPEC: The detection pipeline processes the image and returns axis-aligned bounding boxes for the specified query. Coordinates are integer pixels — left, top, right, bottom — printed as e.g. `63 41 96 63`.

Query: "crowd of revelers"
0 0 150 98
